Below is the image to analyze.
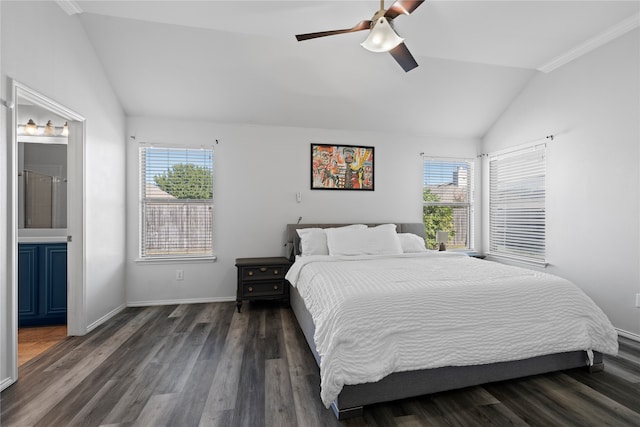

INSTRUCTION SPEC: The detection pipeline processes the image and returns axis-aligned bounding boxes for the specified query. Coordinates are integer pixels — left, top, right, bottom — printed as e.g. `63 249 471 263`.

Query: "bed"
284 223 619 420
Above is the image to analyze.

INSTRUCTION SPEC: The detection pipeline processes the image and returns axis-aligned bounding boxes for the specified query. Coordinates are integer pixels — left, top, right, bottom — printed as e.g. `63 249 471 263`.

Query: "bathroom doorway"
6 81 86 387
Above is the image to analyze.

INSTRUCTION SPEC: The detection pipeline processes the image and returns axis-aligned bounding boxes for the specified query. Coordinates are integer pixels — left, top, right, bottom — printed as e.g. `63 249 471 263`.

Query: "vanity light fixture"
24 119 38 135
44 120 56 136
61 122 69 137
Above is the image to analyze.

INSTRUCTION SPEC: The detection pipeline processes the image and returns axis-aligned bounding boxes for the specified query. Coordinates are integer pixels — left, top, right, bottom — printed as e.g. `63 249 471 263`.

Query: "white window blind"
423 157 474 250
139 146 214 258
489 144 546 264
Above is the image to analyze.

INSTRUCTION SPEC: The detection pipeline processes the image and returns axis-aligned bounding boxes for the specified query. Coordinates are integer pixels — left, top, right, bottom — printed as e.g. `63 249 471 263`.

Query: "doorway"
5 81 86 388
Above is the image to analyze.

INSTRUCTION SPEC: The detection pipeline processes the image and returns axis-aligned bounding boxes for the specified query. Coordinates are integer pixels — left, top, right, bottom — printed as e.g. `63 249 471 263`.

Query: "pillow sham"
326 223 403 256
398 233 428 253
296 224 367 256
296 228 328 256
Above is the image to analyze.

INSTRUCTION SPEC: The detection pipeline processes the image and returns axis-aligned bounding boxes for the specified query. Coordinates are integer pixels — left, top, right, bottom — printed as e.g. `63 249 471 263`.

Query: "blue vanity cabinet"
18 244 39 320
18 243 67 327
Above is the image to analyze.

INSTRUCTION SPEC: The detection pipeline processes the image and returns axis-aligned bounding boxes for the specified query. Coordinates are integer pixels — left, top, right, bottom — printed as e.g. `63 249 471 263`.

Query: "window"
139 146 214 259
489 144 546 264
422 157 474 250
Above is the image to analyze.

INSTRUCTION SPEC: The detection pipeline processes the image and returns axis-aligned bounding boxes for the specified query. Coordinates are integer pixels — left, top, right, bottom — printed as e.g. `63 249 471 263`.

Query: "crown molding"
538 12 640 73
54 0 83 16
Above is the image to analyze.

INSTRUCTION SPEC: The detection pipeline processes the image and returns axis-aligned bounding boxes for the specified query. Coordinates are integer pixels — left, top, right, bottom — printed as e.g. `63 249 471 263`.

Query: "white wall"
482 30 640 337
1 1 126 387
126 117 480 305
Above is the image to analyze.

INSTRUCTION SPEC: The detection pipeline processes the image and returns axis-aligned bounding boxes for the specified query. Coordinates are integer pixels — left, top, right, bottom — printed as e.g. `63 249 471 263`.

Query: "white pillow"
326 224 403 256
296 228 328 256
398 233 428 253
296 225 367 256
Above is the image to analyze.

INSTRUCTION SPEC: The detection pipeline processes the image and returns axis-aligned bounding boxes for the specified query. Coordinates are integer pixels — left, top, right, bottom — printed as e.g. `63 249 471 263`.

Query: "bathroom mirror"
17 103 68 230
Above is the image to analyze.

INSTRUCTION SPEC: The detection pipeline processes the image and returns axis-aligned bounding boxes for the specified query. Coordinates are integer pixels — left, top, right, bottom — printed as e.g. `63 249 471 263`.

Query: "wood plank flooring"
18 325 67 367
2 301 640 426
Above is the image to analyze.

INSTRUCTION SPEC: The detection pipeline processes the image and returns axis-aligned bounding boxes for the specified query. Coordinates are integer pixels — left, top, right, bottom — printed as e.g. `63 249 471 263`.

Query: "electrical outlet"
176 269 184 281
636 293 640 308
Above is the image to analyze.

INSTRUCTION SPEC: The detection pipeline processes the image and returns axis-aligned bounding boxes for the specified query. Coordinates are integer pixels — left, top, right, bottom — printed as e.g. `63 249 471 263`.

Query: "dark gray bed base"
290 285 603 420
285 223 603 420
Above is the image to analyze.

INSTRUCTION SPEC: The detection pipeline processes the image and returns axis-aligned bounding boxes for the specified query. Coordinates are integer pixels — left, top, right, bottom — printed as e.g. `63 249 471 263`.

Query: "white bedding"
285 252 619 407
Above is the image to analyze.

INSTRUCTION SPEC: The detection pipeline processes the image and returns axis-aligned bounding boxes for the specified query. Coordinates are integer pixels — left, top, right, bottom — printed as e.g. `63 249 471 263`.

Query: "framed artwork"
310 144 374 190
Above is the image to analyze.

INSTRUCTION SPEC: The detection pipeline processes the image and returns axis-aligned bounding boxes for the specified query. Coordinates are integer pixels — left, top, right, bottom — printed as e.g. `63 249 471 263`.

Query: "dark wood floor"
2 301 640 426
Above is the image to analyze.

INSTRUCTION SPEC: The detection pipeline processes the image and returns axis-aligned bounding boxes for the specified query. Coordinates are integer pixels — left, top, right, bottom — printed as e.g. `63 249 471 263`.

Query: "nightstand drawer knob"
274 285 279 290
248 271 254 276
274 270 279 275
248 287 253 292
260 267 268 272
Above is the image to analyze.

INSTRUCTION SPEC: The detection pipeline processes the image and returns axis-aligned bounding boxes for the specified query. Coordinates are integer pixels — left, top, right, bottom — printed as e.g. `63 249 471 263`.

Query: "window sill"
135 256 217 264
486 253 547 268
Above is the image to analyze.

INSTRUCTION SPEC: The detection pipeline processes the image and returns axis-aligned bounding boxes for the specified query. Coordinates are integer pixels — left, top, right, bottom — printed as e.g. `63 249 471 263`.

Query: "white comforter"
285 252 619 407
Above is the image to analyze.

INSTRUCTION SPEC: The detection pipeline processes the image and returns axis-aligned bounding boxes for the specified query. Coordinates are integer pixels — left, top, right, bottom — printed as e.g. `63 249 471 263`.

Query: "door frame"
5 80 86 386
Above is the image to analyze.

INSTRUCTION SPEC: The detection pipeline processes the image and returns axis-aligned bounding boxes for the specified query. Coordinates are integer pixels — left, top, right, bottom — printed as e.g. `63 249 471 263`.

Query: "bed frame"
285 223 604 420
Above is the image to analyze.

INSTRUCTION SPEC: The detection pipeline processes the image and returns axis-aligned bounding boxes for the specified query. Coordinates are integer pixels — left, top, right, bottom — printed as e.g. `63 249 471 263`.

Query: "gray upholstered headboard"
285 223 426 260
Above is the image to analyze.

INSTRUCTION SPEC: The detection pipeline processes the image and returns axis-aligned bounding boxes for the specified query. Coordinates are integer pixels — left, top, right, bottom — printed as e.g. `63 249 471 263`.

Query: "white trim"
86 304 127 333
0 377 15 392
7 81 87 390
7 86 19 388
17 136 67 145
54 0 82 15
486 253 548 268
616 328 640 343
538 12 640 73
127 296 235 307
13 82 84 121
135 256 217 264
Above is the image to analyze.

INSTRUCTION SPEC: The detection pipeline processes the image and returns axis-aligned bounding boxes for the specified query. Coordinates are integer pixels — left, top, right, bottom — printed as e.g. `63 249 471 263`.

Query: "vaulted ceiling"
69 1 639 139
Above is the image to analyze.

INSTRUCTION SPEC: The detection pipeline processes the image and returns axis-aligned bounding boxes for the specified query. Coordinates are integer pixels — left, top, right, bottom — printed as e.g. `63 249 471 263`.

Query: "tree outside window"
422 158 474 250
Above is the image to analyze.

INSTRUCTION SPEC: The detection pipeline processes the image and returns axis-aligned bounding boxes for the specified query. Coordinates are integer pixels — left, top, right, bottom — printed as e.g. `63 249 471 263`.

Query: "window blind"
423 157 474 250
489 144 546 264
139 146 214 258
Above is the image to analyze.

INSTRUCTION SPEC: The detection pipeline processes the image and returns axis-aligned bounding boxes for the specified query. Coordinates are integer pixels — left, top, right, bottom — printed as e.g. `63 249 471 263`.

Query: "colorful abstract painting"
310 144 374 190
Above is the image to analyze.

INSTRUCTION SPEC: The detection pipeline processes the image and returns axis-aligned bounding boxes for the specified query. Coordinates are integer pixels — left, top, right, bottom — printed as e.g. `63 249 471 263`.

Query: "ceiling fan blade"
385 0 426 19
389 42 418 72
295 20 372 41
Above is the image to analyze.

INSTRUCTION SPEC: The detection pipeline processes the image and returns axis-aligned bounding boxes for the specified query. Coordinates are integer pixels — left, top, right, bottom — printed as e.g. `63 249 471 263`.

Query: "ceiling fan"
295 0 425 72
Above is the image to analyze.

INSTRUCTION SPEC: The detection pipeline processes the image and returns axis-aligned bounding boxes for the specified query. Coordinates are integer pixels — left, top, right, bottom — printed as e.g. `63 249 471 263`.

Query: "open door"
1 81 86 391
65 120 86 336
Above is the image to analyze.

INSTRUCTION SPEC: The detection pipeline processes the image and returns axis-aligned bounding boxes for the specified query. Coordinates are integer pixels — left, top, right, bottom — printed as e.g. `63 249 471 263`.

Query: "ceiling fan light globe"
360 17 404 53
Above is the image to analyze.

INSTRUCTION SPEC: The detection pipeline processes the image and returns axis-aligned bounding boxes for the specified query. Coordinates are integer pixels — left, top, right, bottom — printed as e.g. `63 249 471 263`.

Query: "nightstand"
235 257 291 313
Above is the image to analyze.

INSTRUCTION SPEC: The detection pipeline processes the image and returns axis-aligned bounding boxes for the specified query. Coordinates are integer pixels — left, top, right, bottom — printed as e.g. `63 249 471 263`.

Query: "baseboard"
86 297 236 331
86 303 127 333
126 296 236 307
616 328 640 343
0 376 16 392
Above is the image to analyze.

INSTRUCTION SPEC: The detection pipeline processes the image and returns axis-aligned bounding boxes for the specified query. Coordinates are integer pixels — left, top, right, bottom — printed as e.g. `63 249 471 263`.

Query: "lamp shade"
360 17 404 53
44 120 56 136
25 119 38 135
436 231 449 244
